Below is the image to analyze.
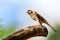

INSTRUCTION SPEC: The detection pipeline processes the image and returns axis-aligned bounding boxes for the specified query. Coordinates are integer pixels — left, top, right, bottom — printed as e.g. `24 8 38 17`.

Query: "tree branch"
3 25 48 40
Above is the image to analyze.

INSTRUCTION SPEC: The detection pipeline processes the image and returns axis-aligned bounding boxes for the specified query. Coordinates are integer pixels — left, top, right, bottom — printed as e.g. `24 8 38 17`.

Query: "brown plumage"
27 10 56 32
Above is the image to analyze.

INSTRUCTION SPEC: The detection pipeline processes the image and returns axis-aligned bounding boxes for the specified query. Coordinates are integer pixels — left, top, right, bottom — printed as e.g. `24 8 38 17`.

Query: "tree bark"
3 25 48 40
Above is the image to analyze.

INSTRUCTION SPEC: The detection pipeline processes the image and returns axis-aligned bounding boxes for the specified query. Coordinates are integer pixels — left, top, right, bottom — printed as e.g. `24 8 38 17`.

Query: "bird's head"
26 10 34 15
26 10 36 17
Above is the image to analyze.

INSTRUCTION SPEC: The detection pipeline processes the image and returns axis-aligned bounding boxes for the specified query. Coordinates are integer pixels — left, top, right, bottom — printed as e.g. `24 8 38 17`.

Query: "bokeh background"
0 0 60 40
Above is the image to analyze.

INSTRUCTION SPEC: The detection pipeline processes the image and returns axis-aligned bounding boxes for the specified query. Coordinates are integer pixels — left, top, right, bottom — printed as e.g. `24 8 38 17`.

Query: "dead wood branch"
3 25 48 40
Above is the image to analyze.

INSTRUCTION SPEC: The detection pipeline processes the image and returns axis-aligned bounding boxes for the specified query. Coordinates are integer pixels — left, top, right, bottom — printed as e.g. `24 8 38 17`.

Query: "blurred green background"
47 23 60 40
0 24 16 40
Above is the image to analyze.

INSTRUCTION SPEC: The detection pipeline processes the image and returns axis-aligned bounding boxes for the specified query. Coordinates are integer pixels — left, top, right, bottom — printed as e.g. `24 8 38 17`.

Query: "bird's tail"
47 23 56 32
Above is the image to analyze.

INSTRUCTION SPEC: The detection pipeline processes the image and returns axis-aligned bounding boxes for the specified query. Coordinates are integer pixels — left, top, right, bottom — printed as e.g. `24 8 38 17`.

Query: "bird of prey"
27 10 56 32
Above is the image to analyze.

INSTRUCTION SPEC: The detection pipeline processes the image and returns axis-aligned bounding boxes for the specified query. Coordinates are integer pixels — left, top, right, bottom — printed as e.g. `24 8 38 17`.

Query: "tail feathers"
47 23 56 32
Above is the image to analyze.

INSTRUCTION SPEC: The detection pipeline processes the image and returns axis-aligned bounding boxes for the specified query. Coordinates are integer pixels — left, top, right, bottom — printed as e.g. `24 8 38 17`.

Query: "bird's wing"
34 11 56 32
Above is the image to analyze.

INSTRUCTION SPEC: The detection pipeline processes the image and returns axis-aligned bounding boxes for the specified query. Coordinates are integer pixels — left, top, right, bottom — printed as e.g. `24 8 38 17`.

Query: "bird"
27 9 56 32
